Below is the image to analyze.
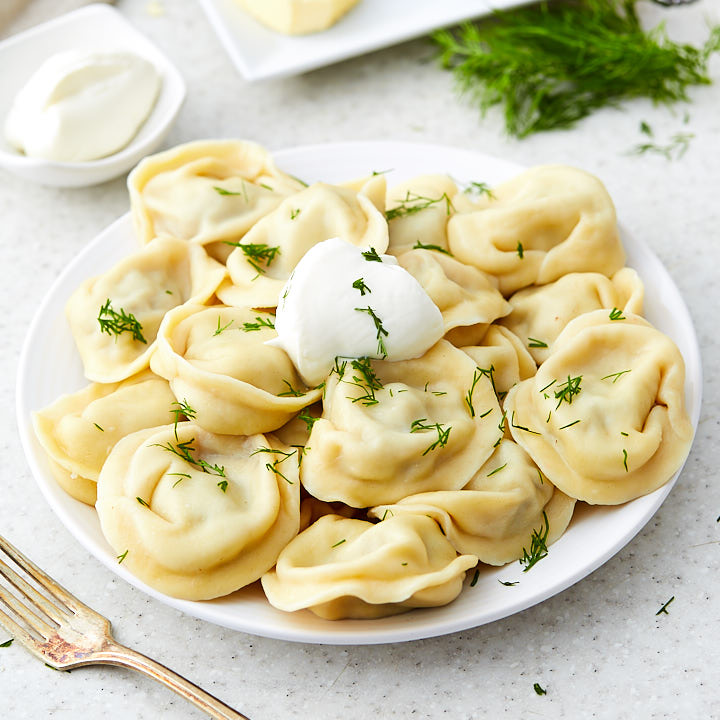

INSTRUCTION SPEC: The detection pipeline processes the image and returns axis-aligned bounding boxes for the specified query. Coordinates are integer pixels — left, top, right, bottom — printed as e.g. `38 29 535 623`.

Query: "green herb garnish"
470 569 480 587
519 511 549 572
116 550 128 564
153 438 226 477
432 0 720 138
223 242 280 275
602 369 632 383
410 418 452 455
213 183 248 202
630 131 695 161
217 480 229 492
361 247 383 263
97 299 146 344
622 448 629 472
0 639 13 648
136 496 149 508
528 337 548 349
412 241 453 255
352 278 371 296
94 423 104 432
214 317 234 336
170 399 196 440
487 463 507 477
297 407 318 433
498 580 519 587
464 180 494 198
656 596 675 615
554 375 582 409
343 356 384 407
516 241 524 259
278 380 304 397
533 683 547 696
290 208 301 220
609 307 626 321
331 539 346 548
386 191 454 220
355 306 389 357
241 315 275 332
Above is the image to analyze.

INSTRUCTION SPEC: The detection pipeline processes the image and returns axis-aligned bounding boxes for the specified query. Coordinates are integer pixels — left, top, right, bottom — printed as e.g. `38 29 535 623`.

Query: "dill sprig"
386 191 455 221
97 299 146 344
410 418 452 455
354 306 389 357
223 242 280 275
630 131 695 160
463 180 494 198
170 399 196 440
432 0 720 138
152 437 226 477
342 356 384 407
554 375 582 409
241 315 275 332
519 511 549 572
412 241 453 255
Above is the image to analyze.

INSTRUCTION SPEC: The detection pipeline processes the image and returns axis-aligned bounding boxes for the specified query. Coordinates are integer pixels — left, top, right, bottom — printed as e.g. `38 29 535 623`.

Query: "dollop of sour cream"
267 237 445 386
4 49 161 162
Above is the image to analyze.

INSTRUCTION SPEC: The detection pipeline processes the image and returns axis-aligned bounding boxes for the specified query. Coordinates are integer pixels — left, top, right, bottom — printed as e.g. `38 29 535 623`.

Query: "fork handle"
95 642 250 720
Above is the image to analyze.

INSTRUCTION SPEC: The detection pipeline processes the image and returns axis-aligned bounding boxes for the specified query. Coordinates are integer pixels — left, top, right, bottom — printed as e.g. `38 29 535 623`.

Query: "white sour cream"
4 49 161 162
267 237 445 386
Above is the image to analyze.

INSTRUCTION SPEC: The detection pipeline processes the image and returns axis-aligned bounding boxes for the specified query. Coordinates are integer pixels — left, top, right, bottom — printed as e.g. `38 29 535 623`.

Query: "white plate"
0 5 186 187
198 0 532 81
16 142 702 645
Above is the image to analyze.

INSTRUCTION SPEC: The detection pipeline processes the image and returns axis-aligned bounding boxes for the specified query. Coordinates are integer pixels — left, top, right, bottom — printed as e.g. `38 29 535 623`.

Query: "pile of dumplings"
34 140 694 620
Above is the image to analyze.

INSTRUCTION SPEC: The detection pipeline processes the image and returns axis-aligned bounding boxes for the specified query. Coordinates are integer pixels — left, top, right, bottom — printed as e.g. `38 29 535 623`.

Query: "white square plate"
198 0 533 81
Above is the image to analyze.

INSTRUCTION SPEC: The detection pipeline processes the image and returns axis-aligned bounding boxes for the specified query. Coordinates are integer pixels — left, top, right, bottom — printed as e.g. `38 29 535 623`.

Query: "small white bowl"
0 4 186 187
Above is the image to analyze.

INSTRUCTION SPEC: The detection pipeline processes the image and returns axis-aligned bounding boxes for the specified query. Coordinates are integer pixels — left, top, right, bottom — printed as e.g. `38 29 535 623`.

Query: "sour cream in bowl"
0 5 185 187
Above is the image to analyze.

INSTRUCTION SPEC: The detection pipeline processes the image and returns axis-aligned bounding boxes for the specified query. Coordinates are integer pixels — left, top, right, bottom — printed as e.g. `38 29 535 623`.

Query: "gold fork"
0 533 250 720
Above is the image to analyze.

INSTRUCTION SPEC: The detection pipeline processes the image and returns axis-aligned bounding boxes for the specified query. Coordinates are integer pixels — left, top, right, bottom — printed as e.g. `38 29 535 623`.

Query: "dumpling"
150 303 323 434
385 174 479 256
33 371 177 505
300 340 503 508
500 268 644 363
216 180 389 309
447 166 626 296
504 310 694 505
396 248 511 338
128 139 305 248
66 237 226 383
369 440 576 566
237 0 361 35
261 514 477 619
96 422 300 600
460 325 537 399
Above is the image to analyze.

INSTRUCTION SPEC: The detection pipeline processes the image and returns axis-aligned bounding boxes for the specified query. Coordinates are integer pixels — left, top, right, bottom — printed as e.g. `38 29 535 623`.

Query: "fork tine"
0 535 92 616
0 605 46 652
0 582 56 639
0 555 70 626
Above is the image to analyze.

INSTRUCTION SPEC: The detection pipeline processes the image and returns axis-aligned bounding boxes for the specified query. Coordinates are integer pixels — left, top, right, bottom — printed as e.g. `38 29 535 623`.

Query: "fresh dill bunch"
432 0 720 137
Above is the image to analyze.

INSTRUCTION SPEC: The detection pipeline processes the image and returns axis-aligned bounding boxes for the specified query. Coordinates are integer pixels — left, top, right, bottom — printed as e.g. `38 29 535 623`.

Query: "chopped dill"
213 317 234 335
656 596 675 615
217 480 229 492
297 407 319 433
352 278 371 296
290 208 301 220
97 299 146 344
386 191 454 221
499 580 519 587
623 448 629 472
609 307 626 321
554 375 582 409
432 0 720 138
278 380 305 397
487 463 507 477
412 241 453 255
213 183 248 202
463 180 494 198
116 550 128 564
602 369 632 383
533 683 547 696
152 437 226 477
361 247 383 263
528 337 548 349
519 511 549 572
223 242 280 275
630 131 695 161
516 241 524 259
410 418 452 455
136 496 149 508
241 315 275 332
331 539 346 548
470 569 480 587
354 306 389 357
94 423 104 432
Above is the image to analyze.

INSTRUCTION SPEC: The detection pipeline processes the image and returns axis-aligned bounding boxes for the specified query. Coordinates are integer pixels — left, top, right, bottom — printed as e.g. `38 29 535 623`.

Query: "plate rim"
16 140 702 645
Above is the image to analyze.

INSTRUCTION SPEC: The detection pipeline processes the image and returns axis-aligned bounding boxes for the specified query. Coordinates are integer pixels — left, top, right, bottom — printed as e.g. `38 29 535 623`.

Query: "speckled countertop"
1 1 719 718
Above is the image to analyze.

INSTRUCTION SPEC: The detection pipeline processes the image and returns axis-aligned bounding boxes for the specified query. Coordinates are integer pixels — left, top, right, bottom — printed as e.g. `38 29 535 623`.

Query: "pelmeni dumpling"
217 180 389 309
397 249 511 338
150 304 323 435
369 440 575 566
300 340 502 508
128 139 305 247
66 237 226 383
96 422 300 600
448 166 626 296
500 268 644 363
504 310 694 505
261 514 477 619
32 371 177 505
385 174 478 256
461 325 537 398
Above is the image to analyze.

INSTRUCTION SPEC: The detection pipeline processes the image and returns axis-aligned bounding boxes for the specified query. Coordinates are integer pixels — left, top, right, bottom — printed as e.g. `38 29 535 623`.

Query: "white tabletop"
1 1 719 718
